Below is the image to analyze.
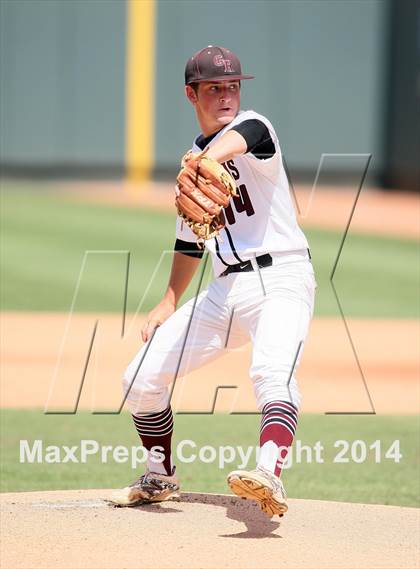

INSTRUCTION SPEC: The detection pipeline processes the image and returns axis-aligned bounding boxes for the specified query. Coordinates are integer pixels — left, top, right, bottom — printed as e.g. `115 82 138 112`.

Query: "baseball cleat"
227 466 288 518
108 466 180 507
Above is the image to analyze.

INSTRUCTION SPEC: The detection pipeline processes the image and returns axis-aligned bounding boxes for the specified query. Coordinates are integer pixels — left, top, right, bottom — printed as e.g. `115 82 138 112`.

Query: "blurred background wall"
0 0 418 190
0 0 126 177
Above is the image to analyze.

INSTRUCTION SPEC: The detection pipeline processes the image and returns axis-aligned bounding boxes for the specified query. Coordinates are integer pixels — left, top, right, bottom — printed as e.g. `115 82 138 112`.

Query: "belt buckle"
255 254 272 270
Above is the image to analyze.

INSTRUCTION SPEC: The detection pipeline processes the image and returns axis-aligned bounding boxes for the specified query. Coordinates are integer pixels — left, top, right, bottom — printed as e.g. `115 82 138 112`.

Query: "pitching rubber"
227 473 288 518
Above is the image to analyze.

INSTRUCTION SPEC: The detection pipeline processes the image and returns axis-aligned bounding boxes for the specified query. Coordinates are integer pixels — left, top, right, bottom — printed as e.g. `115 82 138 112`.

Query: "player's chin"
216 113 236 125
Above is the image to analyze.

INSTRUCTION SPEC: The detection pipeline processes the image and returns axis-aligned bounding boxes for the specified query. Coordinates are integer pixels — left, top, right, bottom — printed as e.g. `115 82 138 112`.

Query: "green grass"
1 186 419 317
1 410 418 507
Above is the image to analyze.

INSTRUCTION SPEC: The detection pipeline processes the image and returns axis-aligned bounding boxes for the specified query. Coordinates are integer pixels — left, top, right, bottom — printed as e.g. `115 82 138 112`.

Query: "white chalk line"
32 500 108 509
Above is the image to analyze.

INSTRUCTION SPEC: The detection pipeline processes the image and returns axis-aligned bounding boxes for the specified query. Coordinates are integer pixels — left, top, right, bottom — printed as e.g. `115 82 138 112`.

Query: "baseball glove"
175 150 237 244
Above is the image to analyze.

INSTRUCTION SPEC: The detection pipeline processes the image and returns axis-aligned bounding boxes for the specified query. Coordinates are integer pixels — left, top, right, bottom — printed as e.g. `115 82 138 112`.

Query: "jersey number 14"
225 184 255 225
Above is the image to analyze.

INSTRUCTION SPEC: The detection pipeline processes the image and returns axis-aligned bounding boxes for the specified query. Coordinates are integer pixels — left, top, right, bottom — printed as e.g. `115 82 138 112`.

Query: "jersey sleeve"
174 238 204 258
230 119 276 160
226 110 282 183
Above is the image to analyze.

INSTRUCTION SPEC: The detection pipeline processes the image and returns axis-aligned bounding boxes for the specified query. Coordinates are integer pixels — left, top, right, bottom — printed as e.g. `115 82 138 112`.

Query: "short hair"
189 82 199 94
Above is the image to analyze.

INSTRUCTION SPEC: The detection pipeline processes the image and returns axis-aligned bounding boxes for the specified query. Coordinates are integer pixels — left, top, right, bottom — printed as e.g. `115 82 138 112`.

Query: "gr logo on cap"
185 45 254 85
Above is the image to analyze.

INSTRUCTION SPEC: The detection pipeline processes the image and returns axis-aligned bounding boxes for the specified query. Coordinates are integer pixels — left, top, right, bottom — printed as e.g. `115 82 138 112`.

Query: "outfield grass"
1 186 418 317
1 410 418 507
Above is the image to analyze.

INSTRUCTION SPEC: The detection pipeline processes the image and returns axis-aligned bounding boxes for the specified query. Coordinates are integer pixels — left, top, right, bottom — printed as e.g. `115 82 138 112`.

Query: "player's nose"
219 86 231 102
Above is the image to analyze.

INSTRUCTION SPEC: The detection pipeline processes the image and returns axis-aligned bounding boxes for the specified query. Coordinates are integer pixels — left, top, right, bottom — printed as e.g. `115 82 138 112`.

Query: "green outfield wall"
0 0 126 176
154 0 389 180
1 0 410 186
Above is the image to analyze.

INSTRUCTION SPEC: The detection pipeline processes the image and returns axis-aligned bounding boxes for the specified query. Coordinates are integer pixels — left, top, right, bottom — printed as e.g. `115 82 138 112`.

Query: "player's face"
187 81 241 135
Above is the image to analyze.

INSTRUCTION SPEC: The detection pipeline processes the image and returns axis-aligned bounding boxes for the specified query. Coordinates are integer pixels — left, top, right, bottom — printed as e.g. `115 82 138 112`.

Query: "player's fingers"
141 322 152 343
141 321 151 342
141 320 160 343
174 184 180 197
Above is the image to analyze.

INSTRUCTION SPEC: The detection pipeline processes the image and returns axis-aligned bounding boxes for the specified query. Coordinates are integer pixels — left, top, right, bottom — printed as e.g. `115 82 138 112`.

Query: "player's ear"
185 85 198 104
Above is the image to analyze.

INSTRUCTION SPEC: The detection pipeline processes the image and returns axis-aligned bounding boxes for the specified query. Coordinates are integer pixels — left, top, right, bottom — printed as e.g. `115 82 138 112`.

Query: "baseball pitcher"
110 46 317 518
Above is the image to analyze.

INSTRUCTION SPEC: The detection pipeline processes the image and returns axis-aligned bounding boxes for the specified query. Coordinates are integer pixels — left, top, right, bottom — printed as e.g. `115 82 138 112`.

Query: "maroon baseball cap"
185 45 254 85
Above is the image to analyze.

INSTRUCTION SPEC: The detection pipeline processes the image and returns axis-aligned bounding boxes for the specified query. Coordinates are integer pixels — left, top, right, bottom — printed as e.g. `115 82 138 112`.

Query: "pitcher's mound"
1 489 418 569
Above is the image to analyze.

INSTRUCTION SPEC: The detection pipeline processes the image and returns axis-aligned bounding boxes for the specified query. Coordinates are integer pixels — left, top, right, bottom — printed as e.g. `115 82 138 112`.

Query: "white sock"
147 449 172 475
257 441 278 474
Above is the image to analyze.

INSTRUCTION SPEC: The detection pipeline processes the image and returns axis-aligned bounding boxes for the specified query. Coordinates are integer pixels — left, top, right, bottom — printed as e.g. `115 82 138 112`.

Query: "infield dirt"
1 489 418 569
1 313 418 413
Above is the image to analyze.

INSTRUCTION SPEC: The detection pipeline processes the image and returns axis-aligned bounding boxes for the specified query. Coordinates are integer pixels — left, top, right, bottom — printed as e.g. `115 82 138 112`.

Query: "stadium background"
0 0 418 511
1 0 418 187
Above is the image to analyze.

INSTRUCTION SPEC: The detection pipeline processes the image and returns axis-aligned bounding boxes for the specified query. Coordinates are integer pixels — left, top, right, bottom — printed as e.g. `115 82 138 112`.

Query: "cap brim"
187 74 254 84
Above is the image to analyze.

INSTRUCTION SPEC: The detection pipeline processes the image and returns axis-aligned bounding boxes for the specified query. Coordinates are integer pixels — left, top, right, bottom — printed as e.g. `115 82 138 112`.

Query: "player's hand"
141 298 176 342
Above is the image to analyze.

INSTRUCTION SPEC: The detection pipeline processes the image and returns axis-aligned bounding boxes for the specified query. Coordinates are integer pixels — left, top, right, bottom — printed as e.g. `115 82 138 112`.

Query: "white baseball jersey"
176 109 309 277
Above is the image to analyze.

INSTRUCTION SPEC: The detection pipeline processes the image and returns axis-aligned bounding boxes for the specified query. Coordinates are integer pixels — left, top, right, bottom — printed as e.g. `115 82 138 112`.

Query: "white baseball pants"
123 254 316 414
